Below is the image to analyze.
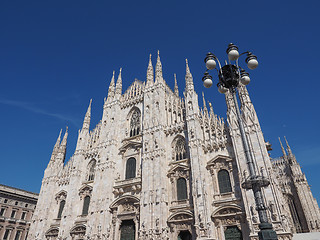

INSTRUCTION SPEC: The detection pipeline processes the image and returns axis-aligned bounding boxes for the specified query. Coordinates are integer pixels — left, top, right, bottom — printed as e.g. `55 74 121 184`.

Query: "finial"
157 50 160 57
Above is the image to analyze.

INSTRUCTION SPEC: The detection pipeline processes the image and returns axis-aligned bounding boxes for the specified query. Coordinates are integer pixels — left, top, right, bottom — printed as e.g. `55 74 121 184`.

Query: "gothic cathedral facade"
29 53 320 240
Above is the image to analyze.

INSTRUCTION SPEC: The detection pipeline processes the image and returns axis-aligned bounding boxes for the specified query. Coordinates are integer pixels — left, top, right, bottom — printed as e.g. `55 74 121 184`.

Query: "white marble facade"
29 53 320 240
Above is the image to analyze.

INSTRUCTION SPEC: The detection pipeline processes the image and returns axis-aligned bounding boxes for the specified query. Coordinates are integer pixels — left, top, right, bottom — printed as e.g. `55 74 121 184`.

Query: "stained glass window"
218 170 232 193
88 160 96 181
175 138 187 161
82 196 90 215
125 158 136 179
130 110 140 137
57 200 65 219
177 178 187 200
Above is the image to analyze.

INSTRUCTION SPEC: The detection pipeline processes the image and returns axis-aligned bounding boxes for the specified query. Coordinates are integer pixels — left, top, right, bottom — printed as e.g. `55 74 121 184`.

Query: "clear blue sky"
0 0 319 201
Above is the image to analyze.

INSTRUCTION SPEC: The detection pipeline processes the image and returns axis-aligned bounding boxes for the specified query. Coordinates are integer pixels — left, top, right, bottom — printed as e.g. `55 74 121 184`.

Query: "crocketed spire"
59 126 68 162
50 129 62 162
107 71 115 100
115 68 122 97
82 99 92 131
174 73 179 96
146 54 154 87
53 129 62 152
185 59 194 91
155 50 163 84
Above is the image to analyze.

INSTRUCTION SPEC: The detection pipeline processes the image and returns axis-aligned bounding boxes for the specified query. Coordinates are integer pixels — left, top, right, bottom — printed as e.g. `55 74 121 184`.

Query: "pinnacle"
174 73 179 95
185 58 191 76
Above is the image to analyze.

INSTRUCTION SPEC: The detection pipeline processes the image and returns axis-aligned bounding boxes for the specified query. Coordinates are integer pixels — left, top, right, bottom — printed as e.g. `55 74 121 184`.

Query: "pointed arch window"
218 170 232 194
87 160 96 181
130 110 141 137
57 200 65 219
82 196 90 216
177 177 188 200
125 158 136 179
175 138 187 161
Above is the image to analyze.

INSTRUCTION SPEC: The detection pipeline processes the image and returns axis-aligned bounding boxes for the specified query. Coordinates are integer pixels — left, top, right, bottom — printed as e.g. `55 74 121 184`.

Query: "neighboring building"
29 53 320 240
0 184 38 240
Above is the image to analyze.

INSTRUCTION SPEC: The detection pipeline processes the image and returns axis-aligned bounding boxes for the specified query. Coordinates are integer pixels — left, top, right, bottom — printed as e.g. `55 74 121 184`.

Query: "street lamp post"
202 43 278 240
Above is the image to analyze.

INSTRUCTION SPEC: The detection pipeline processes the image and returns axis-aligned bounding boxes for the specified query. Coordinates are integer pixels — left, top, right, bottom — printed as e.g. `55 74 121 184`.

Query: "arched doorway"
178 230 192 240
225 226 242 240
120 220 135 240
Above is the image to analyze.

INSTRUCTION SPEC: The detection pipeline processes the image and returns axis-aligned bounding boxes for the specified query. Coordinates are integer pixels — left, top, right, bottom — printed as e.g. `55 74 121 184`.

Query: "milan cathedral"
29 52 320 240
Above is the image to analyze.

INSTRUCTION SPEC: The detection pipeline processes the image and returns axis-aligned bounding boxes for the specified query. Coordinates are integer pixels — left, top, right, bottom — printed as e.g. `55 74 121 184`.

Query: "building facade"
0 184 38 240
29 53 320 240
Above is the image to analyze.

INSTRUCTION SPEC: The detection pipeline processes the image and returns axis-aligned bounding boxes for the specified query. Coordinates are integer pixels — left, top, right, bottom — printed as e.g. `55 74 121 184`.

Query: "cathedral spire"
202 92 209 118
202 92 207 109
115 68 122 97
82 99 92 131
174 73 179 96
209 102 214 117
155 50 163 84
278 137 287 158
146 54 154 87
284 136 293 156
50 129 62 162
107 71 115 100
185 59 194 91
53 129 62 152
59 126 68 162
